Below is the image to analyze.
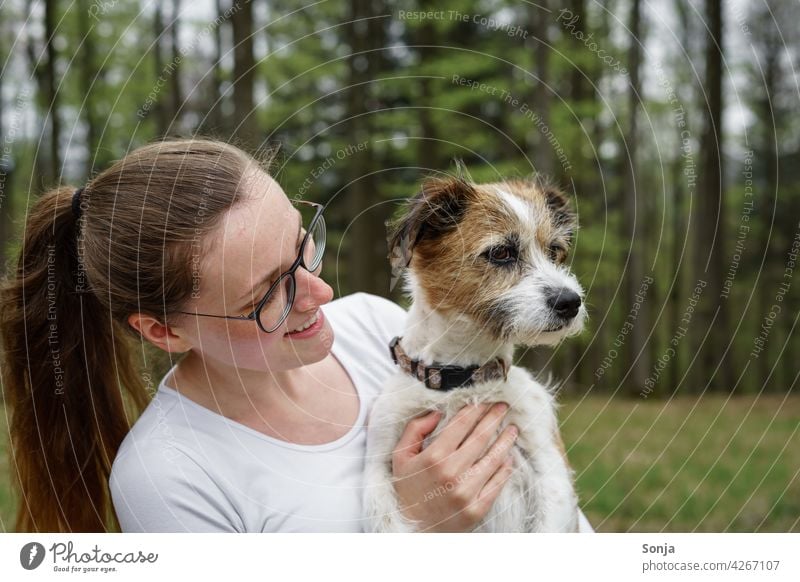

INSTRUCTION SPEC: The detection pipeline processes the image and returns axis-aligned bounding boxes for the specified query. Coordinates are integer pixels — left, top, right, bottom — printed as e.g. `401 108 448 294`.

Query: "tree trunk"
568 0 589 104
416 0 437 169
78 0 99 174
756 38 779 391
623 0 649 396
346 0 386 296
212 0 226 133
153 3 170 136
231 0 256 146
667 0 691 395
170 0 183 129
45 0 61 181
693 0 729 392
529 0 553 177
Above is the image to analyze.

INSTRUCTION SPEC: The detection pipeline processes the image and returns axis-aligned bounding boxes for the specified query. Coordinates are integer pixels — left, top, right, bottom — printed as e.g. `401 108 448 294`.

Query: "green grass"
560 393 800 532
1 394 797 532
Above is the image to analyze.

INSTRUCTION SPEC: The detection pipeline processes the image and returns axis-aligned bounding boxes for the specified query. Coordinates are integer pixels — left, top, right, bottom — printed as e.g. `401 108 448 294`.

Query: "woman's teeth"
290 312 318 333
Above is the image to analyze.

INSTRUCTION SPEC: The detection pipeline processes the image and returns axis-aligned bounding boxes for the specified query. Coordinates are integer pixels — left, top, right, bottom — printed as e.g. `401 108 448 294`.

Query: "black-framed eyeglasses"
176 199 326 333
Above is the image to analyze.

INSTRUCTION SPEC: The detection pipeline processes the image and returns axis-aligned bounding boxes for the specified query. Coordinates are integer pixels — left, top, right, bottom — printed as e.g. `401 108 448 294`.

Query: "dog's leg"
510 422 579 532
521 448 580 532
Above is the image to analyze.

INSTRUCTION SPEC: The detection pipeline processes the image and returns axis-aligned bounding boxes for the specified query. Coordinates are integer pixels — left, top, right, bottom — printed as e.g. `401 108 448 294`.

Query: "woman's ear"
127 312 194 353
387 176 476 274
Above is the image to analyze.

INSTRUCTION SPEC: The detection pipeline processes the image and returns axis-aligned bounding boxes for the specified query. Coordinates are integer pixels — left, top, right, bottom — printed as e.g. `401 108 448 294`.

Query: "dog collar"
389 336 509 391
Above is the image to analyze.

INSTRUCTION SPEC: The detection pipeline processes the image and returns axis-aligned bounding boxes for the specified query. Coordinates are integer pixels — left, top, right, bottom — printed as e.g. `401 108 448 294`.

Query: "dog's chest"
421 387 512 450
407 374 545 452
396 374 578 531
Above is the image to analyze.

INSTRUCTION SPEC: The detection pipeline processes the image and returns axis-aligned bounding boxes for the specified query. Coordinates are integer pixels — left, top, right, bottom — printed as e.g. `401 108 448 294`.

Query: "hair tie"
71 187 85 220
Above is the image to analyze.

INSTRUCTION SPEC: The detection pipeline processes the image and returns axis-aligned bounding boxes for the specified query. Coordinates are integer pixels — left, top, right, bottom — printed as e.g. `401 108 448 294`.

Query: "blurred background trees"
1 0 798 397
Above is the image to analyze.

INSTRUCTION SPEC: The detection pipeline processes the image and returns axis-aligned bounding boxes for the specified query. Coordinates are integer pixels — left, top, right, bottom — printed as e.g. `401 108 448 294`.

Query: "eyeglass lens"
258 211 325 332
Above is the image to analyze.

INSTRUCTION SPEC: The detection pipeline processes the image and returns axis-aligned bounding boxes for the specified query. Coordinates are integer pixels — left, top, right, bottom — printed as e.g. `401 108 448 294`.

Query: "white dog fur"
363 175 587 532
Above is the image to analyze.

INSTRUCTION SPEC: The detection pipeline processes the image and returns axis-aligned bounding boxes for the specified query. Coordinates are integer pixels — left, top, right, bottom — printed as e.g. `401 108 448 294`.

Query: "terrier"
364 173 586 532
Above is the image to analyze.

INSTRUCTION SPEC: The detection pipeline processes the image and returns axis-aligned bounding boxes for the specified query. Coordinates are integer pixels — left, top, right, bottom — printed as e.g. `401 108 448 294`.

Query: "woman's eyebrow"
238 211 303 303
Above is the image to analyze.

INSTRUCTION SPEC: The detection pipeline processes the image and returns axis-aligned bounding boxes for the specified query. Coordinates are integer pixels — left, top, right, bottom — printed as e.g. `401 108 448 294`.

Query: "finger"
424 403 491 457
392 410 442 464
455 402 511 464
465 424 518 489
476 453 515 509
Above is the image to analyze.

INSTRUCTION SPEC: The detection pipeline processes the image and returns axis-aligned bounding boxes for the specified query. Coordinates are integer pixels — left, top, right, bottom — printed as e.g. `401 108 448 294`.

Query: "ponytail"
1 138 267 532
0 186 148 532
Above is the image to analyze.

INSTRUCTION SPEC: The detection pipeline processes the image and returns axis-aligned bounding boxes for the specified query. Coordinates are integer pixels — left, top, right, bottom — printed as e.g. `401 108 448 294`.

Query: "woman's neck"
170 351 321 415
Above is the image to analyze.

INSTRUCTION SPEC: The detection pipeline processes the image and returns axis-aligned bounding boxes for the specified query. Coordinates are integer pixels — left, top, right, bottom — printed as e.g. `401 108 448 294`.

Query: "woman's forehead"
202 175 297 281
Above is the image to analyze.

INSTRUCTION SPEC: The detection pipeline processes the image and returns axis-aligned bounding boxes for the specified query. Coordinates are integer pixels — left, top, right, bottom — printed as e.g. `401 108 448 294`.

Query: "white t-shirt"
110 292 594 533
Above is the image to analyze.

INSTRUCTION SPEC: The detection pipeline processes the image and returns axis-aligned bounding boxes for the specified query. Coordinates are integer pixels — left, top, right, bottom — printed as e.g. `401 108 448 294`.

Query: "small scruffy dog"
364 173 587 532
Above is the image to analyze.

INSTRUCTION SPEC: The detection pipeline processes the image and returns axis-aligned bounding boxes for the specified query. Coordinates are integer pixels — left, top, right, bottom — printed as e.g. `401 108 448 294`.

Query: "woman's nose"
293 267 333 311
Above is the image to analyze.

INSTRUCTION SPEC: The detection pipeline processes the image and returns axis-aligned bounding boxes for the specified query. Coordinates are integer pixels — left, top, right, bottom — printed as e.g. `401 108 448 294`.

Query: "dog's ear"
387 176 476 274
542 183 577 244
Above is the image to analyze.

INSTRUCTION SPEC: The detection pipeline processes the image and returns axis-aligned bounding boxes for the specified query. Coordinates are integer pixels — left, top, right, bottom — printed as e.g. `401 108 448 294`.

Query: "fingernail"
510 424 519 437
496 402 509 413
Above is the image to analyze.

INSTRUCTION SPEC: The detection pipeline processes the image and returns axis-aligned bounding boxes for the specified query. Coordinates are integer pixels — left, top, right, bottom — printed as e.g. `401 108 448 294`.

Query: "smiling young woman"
0 138 573 533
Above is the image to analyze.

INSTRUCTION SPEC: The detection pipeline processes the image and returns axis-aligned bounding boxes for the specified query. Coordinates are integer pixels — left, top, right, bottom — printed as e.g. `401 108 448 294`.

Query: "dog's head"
388 174 586 347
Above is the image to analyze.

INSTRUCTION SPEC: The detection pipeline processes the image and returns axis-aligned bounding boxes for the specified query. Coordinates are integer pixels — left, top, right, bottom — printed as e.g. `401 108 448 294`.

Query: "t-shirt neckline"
157 343 365 452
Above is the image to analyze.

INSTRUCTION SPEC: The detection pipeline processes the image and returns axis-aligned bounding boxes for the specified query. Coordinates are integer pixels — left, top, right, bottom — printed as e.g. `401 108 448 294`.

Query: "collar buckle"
427 364 480 391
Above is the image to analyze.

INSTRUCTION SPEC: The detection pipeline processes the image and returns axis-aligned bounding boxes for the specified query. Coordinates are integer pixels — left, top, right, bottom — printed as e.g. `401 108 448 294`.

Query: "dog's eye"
486 246 517 265
548 243 566 263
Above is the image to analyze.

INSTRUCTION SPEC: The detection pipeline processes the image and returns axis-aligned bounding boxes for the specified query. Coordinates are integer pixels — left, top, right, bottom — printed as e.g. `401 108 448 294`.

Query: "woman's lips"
284 309 324 339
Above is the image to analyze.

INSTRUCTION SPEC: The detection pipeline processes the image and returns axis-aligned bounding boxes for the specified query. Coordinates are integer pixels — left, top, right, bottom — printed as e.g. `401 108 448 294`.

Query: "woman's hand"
391 402 519 532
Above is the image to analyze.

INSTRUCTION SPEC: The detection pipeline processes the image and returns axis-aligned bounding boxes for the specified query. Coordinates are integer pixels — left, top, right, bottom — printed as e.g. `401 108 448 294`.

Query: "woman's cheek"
203 320 275 354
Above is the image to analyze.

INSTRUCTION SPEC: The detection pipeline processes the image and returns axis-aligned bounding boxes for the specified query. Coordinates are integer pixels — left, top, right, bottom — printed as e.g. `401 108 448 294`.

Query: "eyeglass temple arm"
176 311 254 320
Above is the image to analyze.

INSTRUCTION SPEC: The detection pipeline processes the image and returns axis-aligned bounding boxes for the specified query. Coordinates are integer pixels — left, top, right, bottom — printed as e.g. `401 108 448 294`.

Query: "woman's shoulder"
111 391 190 477
111 382 211 478
115 385 178 443
327 291 406 312
324 293 406 347
324 292 407 330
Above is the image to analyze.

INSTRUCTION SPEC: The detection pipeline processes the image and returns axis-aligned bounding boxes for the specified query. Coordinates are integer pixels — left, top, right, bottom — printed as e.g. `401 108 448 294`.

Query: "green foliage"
2 0 796 395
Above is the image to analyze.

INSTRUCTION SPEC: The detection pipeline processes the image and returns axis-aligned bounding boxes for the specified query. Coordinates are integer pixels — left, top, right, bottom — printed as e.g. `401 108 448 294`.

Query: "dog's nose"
546 288 582 320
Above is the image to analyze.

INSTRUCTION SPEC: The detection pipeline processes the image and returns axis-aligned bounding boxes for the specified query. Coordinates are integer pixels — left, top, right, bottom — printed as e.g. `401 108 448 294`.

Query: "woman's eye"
242 290 272 314
487 246 516 265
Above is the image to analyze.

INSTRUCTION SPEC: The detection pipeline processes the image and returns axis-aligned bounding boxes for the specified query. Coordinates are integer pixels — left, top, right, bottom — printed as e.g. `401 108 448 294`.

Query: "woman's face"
177 169 335 373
